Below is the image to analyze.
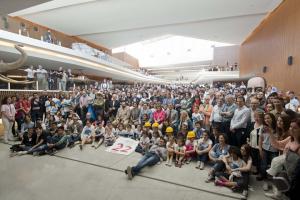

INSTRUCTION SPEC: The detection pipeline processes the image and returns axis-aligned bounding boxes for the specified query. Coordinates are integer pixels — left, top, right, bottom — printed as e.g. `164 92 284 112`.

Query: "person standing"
35 65 48 90
220 95 237 143
230 96 250 147
61 70 68 91
24 66 35 90
1 97 16 143
57 67 63 91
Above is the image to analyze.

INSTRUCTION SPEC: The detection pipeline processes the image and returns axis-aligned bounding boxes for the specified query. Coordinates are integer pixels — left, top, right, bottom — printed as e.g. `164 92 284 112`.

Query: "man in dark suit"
107 94 120 121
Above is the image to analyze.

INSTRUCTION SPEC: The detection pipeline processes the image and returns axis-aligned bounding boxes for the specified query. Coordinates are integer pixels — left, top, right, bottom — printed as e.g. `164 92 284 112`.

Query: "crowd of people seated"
1 81 300 200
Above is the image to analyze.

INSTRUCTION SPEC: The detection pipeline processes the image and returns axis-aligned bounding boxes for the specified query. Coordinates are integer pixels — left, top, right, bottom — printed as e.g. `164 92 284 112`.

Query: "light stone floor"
0 142 270 200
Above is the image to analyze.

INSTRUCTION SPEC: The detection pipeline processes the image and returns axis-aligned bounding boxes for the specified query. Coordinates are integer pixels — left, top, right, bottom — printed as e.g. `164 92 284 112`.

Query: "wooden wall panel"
240 0 300 94
0 16 111 54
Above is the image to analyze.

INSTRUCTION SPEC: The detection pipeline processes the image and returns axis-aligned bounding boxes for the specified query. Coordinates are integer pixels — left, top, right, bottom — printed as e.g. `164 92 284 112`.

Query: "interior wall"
113 52 139 68
0 16 111 54
240 0 300 94
213 45 240 66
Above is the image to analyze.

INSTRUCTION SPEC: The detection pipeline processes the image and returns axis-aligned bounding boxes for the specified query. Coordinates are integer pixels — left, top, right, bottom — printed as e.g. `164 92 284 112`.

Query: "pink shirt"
153 110 166 123
1 104 16 120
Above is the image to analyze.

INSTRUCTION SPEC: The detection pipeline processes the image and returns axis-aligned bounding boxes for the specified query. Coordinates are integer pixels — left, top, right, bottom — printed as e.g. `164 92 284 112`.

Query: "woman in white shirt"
1 97 16 143
248 111 264 174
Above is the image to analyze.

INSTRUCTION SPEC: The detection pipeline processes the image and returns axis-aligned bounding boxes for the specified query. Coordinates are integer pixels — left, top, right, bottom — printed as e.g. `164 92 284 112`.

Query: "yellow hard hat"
187 131 196 139
165 127 174 134
152 122 159 128
144 122 151 127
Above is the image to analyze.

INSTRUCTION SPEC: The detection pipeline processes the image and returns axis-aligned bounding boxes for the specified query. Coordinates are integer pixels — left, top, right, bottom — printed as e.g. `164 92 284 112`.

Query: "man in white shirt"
209 98 224 131
230 96 250 147
24 66 35 89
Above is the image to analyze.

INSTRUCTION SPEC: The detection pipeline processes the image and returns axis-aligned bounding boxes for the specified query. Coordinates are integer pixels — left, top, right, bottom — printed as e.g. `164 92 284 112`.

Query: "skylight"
113 35 233 67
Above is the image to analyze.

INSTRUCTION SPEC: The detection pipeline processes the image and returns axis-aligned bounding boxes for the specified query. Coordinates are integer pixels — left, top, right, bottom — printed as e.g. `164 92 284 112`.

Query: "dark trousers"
232 128 246 148
15 117 24 132
31 110 41 124
221 121 231 143
251 147 261 172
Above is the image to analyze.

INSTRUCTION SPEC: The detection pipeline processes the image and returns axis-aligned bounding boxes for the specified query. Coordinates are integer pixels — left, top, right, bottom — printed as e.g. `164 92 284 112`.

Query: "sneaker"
200 161 205 170
205 175 214 183
241 190 248 200
263 181 269 191
79 144 83 150
264 192 282 200
127 166 133 180
95 142 102 149
9 152 18 157
17 151 27 156
91 143 95 148
195 161 200 169
272 175 290 192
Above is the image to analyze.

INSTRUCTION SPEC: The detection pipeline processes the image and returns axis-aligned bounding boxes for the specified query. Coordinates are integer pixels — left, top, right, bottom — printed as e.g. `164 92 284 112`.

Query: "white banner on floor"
106 137 139 155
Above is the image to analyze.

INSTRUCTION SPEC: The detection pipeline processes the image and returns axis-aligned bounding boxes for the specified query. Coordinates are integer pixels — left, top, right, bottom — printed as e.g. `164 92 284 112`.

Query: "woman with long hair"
1 97 16 143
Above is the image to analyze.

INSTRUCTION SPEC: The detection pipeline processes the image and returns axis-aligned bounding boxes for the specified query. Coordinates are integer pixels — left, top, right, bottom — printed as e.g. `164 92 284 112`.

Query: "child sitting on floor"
135 131 150 155
166 136 176 166
185 131 197 164
92 121 105 149
175 138 186 168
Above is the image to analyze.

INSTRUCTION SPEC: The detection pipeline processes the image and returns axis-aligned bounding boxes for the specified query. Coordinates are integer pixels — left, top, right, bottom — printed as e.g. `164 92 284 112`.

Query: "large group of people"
1 79 300 200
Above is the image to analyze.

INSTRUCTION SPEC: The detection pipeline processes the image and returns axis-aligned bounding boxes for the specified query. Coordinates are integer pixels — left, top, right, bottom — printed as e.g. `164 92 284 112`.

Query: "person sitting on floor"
195 130 213 170
80 120 95 150
135 131 150 155
92 121 105 149
16 126 48 156
10 127 36 156
125 137 167 180
206 134 230 182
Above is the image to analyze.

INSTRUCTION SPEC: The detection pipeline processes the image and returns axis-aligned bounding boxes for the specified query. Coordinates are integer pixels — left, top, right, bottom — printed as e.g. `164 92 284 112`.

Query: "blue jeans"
198 153 208 162
27 144 49 154
131 152 160 175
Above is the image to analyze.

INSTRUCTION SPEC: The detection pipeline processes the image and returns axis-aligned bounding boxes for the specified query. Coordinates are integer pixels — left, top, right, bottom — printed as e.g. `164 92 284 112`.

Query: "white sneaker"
200 161 205 170
17 151 27 156
264 192 282 200
205 175 214 183
241 190 248 200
